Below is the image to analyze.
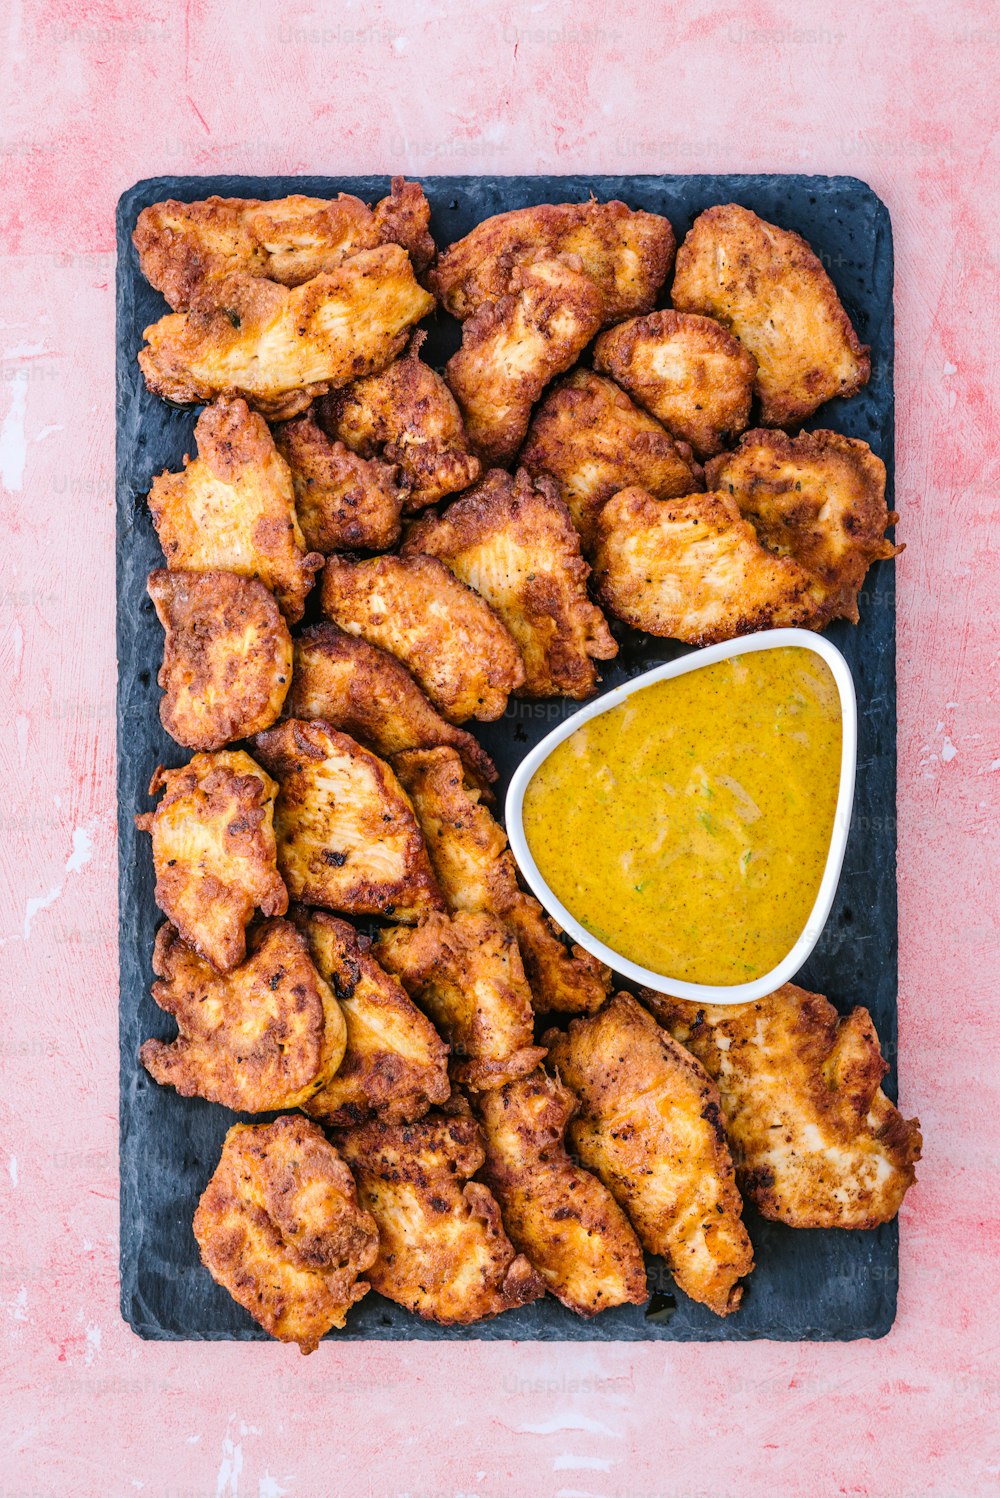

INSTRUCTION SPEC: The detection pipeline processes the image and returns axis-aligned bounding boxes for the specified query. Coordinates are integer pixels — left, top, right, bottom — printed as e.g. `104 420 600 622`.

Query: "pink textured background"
1 1 997 1493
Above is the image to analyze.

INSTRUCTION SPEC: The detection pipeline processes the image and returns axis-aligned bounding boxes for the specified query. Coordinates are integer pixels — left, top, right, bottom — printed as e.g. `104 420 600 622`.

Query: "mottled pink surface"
1 1 997 1493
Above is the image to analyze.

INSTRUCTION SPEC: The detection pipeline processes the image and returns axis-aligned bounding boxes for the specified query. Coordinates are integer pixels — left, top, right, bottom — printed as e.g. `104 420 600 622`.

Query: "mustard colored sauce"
522 647 842 985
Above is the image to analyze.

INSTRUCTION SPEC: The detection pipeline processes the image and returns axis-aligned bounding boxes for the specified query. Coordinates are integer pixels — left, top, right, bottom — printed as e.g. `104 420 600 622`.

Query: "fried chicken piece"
135 177 435 311
273 411 404 554
320 332 481 511
520 369 701 549
474 1070 648 1315
336 1108 544 1323
320 553 525 724
148 570 292 750
705 428 900 625
546 993 754 1316
594 310 756 458
393 748 610 1015
430 199 675 324
403 468 616 699
376 912 545 1091
138 246 435 419
295 910 450 1126
146 398 322 623
194 1116 378 1353
593 486 817 644
253 719 443 923
140 919 346 1111
445 254 604 465
135 750 287 973
643 983 922 1229
671 204 871 426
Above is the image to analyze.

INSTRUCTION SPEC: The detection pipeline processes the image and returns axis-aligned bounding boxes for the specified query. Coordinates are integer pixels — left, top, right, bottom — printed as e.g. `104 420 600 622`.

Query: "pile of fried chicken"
133 178 918 1351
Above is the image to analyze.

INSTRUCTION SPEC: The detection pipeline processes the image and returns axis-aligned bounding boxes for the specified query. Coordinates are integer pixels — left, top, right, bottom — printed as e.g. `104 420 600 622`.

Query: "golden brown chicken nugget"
148 569 292 751
376 911 545 1091
371 176 437 275
336 1108 544 1324
546 993 754 1316
147 397 322 623
138 246 435 419
320 553 525 724
194 1116 378 1353
273 410 404 554
671 204 870 426
594 310 756 458
643 983 921 1230
135 750 287 973
253 718 443 922
475 1070 648 1315
520 369 701 549
296 909 450 1126
141 919 346 1111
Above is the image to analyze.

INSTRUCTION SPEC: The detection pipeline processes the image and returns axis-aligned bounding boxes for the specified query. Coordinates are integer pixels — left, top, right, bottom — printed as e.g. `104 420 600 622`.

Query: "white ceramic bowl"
505 628 857 1005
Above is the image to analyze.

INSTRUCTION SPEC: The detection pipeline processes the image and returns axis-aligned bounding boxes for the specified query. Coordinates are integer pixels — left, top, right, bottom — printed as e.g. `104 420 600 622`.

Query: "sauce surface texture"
522 647 843 985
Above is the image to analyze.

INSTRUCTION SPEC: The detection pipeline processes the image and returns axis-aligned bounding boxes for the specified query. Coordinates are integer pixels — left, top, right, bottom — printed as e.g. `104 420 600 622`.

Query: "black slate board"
117 174 897 1342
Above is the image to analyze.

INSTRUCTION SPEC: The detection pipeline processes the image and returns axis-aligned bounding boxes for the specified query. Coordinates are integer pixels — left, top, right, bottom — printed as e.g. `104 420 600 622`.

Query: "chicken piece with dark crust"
273 411 404 554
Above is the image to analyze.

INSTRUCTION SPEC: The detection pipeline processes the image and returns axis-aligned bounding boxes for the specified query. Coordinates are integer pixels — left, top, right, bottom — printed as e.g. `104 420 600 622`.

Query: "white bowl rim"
505 628 858 1006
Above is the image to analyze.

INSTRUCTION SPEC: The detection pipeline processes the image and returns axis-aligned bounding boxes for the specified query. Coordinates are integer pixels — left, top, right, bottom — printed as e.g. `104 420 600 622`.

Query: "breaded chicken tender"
336 1108 544 1323
141 919 346 1111
138 246 434 419
296 910 450 1126
546 994 754 1316
475 1069 648 1315
146 398 322 623
393 748 610 1015
148 569 292 750
403 468 617 699
254 719 443 923
320 332 481 510
376 911 545 1091
643 983 922 1229
320 553 525 723
671 204 870 426
705 428 900 625
519 369 701 549
136 750 287 973
594 310 756 458
274 410 404 554
593 487 816 644
430 199 675 324
194 1116 378 1353
445 254 604 465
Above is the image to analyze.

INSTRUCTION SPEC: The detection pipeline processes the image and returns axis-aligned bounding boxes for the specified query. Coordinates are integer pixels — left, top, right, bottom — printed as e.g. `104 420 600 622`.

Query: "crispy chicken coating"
336 1108 544 1323
146 397 322 623
320 553 525 724
376 911 545 1091
545 993 754 1316
594 309 757 458
141 919 346 1111
148 569 292 750
320 332 481 511
296 910 450 1126
194 1116 378 1353
135 750 287 973
445 254 604 465
671 204 871 426
430 199 675 324
254 719 443 923
520 369 701 549
643 983 922 1229
370 177 437 276
138 245 435 419
273 410 404 554
393 748 610 1015
474 1069 648 1315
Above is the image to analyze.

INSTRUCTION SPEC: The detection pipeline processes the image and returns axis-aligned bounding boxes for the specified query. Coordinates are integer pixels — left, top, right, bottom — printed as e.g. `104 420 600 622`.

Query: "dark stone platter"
117 174 897 1342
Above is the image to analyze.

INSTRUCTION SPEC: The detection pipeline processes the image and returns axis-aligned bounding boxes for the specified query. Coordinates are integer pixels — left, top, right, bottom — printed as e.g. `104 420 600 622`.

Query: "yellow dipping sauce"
522 647 842 986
